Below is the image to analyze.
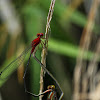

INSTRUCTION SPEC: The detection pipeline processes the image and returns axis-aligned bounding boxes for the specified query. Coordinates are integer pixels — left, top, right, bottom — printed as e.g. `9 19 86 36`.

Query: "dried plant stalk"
73 0 100 100
39 0 56 100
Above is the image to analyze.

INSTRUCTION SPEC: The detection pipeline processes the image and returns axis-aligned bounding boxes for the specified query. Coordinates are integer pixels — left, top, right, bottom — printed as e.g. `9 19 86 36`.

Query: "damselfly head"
47 85 55 90
37 33 44 37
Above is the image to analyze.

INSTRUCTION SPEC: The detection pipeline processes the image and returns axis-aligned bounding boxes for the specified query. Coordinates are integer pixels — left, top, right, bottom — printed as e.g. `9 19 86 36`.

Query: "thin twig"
39 0 56 100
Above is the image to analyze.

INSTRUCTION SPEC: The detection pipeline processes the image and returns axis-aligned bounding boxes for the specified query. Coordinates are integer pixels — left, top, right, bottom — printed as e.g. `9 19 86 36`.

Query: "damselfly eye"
37 33 40 37
40 33 44 37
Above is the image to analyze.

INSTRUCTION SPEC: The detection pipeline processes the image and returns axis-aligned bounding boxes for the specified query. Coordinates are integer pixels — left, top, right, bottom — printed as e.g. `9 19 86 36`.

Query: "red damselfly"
0 33 44 80
0 33 64 99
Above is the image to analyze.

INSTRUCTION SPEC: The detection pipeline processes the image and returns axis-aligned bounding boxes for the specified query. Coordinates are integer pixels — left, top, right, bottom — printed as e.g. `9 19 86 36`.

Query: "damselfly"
0 33 64 99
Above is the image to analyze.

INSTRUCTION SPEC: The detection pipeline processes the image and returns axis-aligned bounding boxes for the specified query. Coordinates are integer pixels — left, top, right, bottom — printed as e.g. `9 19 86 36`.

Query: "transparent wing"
0 45 32 80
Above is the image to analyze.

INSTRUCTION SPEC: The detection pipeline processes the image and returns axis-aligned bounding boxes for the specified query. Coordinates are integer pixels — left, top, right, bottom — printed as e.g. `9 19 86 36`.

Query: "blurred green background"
0 0 100 100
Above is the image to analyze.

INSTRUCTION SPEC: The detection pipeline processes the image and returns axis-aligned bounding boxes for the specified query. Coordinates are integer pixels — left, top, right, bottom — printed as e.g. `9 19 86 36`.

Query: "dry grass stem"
39 0 56 100
73 0 100 100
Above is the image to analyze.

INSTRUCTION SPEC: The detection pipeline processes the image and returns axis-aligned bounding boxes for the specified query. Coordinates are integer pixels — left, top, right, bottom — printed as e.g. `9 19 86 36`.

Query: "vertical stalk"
39 0 56 100
73 0 100 99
